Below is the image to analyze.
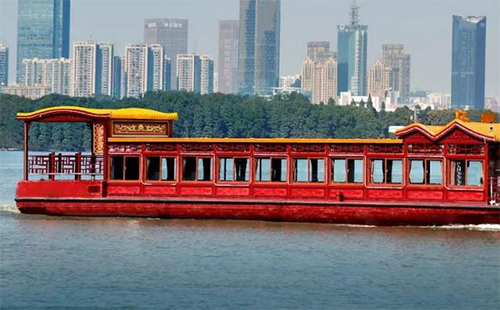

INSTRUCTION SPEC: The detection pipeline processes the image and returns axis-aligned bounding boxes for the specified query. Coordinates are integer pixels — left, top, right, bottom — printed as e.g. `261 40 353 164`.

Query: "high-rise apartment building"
367 59 397 99
337 0 368 96
176 54 201 92
164 57 172 91
0 43 8 88
72 41 96 97
124 44 148 98
382 44 410 103
301 42 337 104
451 15 486 109
112 56 122 99
144 18 188 90
218 20 239 94
238 0 281 96
96 43 114 96
17 0 70 82
72 41 114 97
200 55 214 95
147 44 164 92
20 57 72 95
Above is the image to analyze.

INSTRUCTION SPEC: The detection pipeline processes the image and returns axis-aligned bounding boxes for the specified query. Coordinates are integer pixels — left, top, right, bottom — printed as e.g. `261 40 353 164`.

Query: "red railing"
490 177 500 206
27 153 103 180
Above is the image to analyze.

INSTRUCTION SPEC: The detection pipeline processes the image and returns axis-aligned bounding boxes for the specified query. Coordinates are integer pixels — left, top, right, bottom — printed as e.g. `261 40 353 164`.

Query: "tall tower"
0 43 8 88
337 0 368 96
200 55 214 95
17 0 70 82
72 41 97 97
144 18 188 90
238 0 281 96
218 20 239 94
176 54 201 92
451 15 486 109
96 43 114 96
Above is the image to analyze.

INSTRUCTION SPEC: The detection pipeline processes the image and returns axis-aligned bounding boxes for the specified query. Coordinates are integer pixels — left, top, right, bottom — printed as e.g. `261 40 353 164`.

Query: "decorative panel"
291 144 326 153
216 144 250 153
448 191 484 201
290 188 325 197
108 144 143 153
253 188 287 196
254 144 287 153
367 189 403 199
368 144 403 154
180 143 212 152
113 122 168 136
216 187 250 196
179 186 213 196
407 190 443 200
145 143 176 152
447 144 484 155
407 143 443 154
93 123 105 155
107 185 141 195
143 186 177 195
330 144 364 154
329 189 364 199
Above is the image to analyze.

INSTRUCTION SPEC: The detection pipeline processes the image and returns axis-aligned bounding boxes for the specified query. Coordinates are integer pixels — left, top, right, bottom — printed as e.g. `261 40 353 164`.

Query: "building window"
371 159 402 184
182 157 212 181
450 160 483 186
255 157 287 182
146 157 176 181
110 156 140 180
332 158 363 183
293 158 325 183
219 157 250 182
409 159 442 185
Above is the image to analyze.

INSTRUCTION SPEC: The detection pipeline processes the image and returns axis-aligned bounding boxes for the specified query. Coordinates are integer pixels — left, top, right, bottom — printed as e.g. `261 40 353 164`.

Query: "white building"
200 55 214 95
176 54 200 92
124 44 148 98
19 58 72 96
72 41 97 97
301 56 337 104
148 44 164 92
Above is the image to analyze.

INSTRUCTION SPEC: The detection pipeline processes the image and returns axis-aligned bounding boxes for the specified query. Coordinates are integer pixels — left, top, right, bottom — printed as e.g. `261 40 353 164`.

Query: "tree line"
0 91 493 151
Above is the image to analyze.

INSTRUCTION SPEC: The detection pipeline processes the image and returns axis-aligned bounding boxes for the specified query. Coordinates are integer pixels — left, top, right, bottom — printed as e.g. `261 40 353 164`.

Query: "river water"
1 151 499 309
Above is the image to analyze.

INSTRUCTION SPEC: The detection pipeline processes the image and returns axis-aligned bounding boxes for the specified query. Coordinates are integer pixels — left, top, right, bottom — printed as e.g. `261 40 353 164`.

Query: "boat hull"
15 198 500 226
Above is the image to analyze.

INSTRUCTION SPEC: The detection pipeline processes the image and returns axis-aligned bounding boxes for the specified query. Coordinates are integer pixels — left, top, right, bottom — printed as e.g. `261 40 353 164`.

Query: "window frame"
181 156 213 182
292 157 326 184
109 155 141 182
218 157 251 183
330 157 364 185
408 158 443 186
254 157 288 183
369 158 404 185
144 156 177 183
448 159 485 187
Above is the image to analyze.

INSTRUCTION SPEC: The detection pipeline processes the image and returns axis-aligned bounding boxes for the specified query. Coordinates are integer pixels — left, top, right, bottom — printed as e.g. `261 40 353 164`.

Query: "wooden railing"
490 177 500 206
27 153 103 180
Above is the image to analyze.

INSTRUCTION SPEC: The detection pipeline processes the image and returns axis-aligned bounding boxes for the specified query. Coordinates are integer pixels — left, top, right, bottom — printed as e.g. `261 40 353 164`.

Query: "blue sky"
0 0 498 97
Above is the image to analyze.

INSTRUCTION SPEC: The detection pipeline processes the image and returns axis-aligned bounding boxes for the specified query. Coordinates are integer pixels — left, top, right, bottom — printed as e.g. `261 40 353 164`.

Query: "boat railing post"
49 152 55 180
76 152 81 181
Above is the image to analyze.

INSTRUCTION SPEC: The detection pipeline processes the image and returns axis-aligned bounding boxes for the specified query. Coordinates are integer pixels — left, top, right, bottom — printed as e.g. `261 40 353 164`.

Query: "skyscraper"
144 18 188 90
367 59 397 99
200 55 214 95
382 44 410 103
96 43 114 96
301 43 337 104
451 15 486 109
238 0 280 96
337 0 368 96
218 20 239 94
176 54 201 92
0 43 8 88
147 44 164 92
124 44 148 98
17 0 70 82
307 41 334 62
112 56 122 99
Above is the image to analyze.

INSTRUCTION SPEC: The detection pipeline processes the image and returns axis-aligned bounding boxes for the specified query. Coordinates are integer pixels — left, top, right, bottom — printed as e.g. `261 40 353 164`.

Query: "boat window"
183 157 197 181
125 157 140 180
110 156 124 180
427 160 442 185
146 157 160 180
161 158 176 181
256 157 286 182
466 161 483 186
293 158 324 183
197 158 212 181
219 157 250 182
371 159 385 183
235 158 250 181
371 159 402 184
409 160 424 184
334 159 363 183
271 158 287 182
410 159 442 185
255 158 271 182
450 160 466 186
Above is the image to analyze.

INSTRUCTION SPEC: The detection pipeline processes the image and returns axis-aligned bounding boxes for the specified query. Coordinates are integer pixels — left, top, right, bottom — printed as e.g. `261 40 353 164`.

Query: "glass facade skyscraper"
238 0 280 96
451 15 486 110
17 0 70 82
337 1 368 96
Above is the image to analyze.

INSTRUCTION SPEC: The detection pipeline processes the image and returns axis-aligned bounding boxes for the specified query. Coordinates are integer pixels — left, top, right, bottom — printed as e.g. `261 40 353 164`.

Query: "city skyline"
0 0 498 97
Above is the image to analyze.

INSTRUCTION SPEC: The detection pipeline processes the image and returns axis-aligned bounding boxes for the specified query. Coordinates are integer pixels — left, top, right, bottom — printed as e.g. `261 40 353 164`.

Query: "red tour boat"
15 106 500 226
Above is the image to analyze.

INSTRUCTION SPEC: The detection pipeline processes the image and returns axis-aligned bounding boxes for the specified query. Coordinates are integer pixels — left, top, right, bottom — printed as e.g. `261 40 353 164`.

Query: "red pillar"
23 122 30 180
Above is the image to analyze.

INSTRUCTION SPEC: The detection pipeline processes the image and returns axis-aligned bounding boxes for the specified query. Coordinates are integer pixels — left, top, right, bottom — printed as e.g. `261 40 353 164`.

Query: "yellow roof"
109 137 402 144
17 106 178 121
396 119 500 142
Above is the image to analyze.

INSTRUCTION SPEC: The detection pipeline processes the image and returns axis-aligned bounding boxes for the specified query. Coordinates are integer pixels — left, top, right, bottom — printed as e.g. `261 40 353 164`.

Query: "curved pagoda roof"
16 106 179 122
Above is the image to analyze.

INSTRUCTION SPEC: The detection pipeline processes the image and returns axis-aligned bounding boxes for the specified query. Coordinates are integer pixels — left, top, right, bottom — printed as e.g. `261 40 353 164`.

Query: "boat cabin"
16 106 500 207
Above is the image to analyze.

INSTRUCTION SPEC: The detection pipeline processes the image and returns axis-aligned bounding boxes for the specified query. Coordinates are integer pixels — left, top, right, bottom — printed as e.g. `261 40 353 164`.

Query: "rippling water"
1 151 500 309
